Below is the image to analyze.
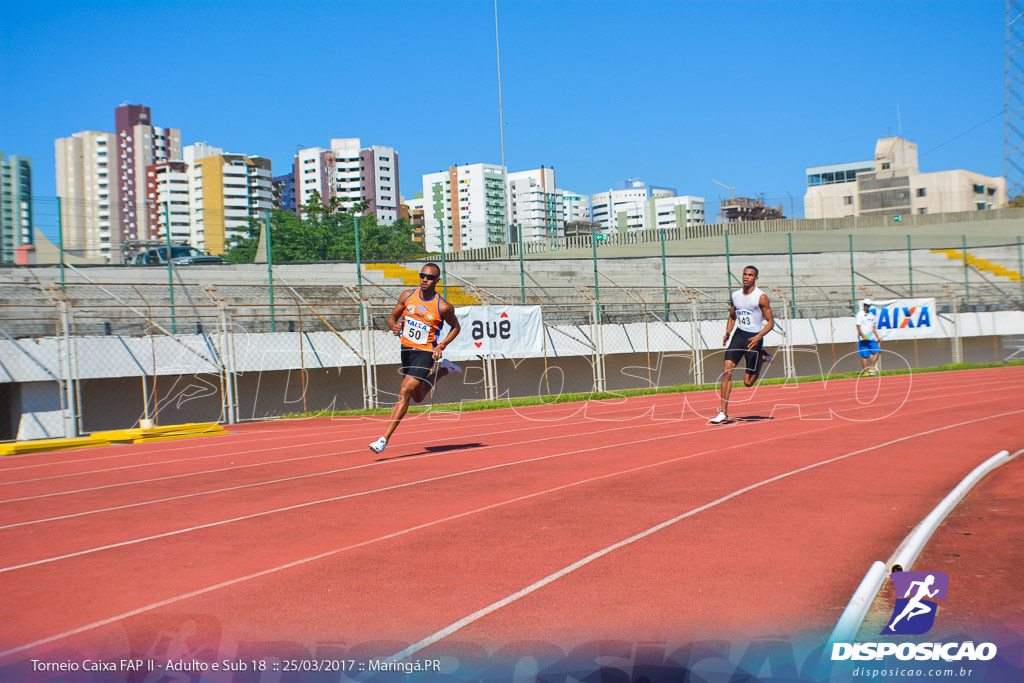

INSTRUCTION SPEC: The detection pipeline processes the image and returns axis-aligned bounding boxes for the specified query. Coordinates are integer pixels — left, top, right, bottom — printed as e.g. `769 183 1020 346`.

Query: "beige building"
55 131 116 260
804 137 1005 219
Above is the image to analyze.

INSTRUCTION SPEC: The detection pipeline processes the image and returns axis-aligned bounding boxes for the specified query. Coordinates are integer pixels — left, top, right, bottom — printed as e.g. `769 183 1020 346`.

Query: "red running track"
0 366 1022 667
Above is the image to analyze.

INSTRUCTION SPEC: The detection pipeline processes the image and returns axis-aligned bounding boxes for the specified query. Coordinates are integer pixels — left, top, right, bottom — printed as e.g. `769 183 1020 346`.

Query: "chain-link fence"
2 254 1022 442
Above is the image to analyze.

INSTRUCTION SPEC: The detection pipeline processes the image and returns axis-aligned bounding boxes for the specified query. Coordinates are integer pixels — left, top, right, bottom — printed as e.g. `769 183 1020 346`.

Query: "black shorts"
400 346 435 382
725 329 764 375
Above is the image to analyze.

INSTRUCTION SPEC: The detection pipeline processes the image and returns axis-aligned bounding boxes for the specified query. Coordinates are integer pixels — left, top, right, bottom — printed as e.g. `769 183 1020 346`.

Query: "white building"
183 143 272 255
294 138 399 224
592 179 699 233
508 167 563 242
805 137 1006 219
561 190 591 224
55 131 116 260
422 163 508 252
145 161 191 245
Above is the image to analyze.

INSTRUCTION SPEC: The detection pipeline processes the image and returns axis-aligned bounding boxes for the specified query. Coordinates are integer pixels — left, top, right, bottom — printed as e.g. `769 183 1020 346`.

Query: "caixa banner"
867 298 938 340
447 306 544 356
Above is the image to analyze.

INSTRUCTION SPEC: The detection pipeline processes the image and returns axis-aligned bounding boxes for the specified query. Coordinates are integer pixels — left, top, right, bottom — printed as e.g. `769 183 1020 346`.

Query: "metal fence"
2 264 1021 443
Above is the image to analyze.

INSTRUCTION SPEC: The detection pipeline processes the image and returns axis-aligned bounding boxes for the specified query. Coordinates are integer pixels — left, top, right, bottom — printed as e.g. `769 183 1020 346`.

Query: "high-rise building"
805 137 1007 218
402 194 426 244
145 161 191 245
0 152 33 263
183 143 272 255
293 138 400 223
561 190 591 224
508 167 563 242
114 104 181 250
55 131 115 259
422 163 508 252
272 172 296 214
591 179 676 233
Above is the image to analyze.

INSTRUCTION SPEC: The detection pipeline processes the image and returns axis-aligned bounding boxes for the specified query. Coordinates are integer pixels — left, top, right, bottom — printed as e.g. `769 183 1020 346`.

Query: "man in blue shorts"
855 298 880 375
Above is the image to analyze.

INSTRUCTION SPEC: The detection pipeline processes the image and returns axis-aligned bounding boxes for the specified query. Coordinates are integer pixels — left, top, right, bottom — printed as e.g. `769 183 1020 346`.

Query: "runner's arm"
723 304 736 345
433 300 462 360
748 293 775 349
387 291 413 336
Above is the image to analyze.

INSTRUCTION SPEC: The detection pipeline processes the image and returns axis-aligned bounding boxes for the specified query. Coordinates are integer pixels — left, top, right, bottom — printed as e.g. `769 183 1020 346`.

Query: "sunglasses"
418 272 439 281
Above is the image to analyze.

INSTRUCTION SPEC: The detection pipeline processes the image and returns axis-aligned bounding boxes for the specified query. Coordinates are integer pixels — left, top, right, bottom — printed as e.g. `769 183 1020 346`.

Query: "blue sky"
0 0 1007 235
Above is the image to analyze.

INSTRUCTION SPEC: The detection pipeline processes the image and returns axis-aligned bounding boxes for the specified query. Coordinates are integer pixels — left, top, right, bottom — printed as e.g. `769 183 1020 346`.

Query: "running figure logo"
882 571 949 635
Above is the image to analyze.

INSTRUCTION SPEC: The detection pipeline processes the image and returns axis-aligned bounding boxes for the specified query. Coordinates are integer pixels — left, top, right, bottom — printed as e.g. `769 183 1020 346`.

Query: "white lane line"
382 409 1024 663
1 375 999 514
0 367 986 477
0 368 988 497
3 406 1019 662
2 383 1015 570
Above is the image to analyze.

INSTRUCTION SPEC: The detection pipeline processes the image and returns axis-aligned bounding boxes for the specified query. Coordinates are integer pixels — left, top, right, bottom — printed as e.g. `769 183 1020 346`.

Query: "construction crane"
712 179 735 200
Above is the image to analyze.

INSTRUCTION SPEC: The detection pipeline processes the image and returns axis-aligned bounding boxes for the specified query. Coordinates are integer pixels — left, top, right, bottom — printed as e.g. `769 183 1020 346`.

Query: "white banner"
447 306 544 356
863 298 939 340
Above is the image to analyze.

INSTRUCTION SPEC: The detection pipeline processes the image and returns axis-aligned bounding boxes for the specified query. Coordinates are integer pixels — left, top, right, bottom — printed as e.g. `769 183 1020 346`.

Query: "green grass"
276 359 1024 420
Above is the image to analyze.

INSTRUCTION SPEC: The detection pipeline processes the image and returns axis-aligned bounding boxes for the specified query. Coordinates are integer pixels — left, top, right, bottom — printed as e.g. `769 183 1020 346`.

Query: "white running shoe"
709 411 729 424
369 437 387 454
440 359 462 374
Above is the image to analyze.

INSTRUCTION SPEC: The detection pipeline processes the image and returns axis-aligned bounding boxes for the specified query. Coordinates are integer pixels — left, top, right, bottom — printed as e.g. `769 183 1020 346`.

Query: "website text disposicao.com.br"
850 665 979 679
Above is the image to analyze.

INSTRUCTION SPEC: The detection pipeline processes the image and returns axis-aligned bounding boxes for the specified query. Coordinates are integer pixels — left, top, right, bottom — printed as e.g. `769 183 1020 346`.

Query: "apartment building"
591 179 675 232
184 144 272 255
422 163 508 252
54 131 115 259
145 161 191 245
508 167 562 242
804 137 1006 218
0 152 33 263
561 189 591 224
294 138 399 223
114 104 181 249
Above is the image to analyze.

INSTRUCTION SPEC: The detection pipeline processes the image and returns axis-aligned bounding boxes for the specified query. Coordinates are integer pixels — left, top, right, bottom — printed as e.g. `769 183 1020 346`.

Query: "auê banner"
864 298 939 340
447 305 544 356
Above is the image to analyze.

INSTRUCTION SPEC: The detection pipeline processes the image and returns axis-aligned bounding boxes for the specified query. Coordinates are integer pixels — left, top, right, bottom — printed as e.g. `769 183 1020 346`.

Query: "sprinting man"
710 265 774 425
856 298 881 375
887 574 939 632
369 263 462 454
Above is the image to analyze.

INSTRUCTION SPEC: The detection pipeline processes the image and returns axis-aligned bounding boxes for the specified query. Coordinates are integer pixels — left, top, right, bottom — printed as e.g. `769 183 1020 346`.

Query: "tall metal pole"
962 234 970 308
590 222 600 318
439 216 448 300
1018 235 1023 306
788 232 796 315
517 222 525 303
660 227 669 320
724 227 732 292
494 0 511 259
57 197 65 294
266 210 275 332
849 233 856 311
907 234 914 297
354 214 363 325
164 203 176 334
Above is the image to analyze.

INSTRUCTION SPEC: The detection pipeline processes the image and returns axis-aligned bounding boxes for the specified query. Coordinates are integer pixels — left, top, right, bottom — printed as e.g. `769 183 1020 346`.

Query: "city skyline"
0 0 1008 241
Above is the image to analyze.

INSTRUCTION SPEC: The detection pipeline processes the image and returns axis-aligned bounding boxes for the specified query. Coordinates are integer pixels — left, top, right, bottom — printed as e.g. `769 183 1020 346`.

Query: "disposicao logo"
831 571 998 662
883 571 948 634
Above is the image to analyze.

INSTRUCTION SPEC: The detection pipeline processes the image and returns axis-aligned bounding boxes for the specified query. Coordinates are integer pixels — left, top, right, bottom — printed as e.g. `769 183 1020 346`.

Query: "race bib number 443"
403 317 430 344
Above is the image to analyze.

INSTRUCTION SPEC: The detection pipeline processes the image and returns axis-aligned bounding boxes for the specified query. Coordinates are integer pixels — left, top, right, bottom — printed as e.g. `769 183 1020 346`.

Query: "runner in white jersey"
710 265 775 424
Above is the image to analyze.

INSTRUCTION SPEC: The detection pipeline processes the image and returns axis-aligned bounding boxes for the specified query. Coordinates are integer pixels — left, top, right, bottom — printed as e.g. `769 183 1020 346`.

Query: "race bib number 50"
403 317 430 344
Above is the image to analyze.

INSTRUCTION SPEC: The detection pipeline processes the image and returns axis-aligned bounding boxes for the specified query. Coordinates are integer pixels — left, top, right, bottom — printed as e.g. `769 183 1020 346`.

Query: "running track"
1 366 1022 670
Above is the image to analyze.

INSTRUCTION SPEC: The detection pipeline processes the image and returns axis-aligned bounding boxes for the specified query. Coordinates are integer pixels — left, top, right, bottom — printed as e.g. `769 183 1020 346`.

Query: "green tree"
223 192 425 263
1007 194 1024 208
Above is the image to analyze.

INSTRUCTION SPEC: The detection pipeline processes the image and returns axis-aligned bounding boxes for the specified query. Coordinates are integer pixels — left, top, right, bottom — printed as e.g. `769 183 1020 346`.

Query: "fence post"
589 223 600 319
849 233 856 311
690 298 704 386
724 227 732 290
58 300 79 437
57 197 66 294
164 203 176 334
354 214 364 326
788 232 796 317
265 210 275 332
439 218 448 300
218 302 237 424
907 234 913 297
518 222 525 304
660 227 669 320
961 234 969 310
1018 235 1023 307
592 300 605 393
